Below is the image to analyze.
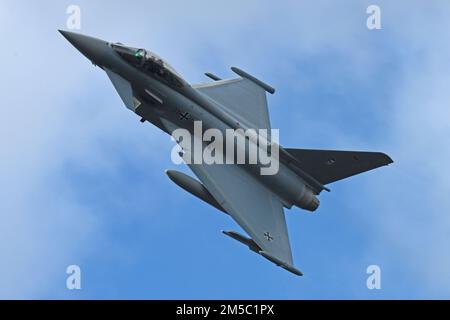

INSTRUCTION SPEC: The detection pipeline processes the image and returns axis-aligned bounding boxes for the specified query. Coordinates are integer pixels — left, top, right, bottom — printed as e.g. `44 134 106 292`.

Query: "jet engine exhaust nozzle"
295 187 320 212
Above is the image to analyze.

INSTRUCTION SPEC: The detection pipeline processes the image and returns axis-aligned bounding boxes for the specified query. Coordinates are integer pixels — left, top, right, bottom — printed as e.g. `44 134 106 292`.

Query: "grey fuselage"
67 33 319 211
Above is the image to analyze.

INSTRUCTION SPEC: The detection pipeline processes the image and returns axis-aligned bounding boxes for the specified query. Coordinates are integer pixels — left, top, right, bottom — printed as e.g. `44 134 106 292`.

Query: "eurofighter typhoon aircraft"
60 31 393 276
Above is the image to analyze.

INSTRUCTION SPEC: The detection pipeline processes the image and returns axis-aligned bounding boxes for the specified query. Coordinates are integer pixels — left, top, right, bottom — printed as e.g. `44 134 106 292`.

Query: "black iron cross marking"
178 111 190 121
264 232 273 242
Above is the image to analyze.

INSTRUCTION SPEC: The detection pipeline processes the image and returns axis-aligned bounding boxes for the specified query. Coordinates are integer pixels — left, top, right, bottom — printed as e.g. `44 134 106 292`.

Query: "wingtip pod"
222 230 261 253
259 251 303 276
230 67 275 94
205 72 222 81
222 231 302 276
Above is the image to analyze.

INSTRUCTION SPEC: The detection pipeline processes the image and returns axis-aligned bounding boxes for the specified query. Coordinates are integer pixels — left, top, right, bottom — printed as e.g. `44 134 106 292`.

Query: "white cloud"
366 4 450 293
1 0 450 297
0 2 160 297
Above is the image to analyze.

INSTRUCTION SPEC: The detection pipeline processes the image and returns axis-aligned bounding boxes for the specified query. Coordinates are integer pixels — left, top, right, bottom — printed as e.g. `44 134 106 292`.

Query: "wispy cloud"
1 0 450 298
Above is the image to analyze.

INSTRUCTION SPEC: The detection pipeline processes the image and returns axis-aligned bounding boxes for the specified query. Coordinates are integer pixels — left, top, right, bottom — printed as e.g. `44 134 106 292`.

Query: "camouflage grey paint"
60 30 393 276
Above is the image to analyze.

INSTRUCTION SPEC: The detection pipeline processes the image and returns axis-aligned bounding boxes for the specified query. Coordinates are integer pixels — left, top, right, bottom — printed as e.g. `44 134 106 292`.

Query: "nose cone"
59 30 109 65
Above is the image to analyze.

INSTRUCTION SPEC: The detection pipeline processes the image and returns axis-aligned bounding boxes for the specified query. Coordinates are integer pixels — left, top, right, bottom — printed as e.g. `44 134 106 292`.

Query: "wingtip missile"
222 230 261 253
259 251 303 276
222 230 303 276
205 72 222 81
230 67 275 94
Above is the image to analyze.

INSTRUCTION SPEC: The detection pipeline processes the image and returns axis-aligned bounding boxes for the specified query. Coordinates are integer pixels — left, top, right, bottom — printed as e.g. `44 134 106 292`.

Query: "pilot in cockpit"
112 43 184 87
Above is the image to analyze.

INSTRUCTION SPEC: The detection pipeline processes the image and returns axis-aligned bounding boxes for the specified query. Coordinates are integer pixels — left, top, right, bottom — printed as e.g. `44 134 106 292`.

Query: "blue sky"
1 0 450 299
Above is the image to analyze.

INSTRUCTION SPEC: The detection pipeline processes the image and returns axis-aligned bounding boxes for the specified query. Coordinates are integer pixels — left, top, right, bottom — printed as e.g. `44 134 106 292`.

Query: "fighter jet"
60 30 393 276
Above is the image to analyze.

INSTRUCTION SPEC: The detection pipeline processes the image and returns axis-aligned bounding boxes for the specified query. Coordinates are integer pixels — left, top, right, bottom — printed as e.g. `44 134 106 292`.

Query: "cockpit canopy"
111 43 184 88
